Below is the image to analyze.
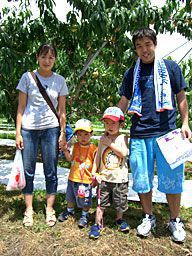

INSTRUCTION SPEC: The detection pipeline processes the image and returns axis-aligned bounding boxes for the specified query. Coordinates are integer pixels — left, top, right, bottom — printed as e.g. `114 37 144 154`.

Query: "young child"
58 119 97 228
89 106 129 239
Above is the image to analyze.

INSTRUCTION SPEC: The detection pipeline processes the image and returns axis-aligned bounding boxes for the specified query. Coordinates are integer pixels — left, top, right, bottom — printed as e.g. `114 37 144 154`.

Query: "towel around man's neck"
128 57 173 116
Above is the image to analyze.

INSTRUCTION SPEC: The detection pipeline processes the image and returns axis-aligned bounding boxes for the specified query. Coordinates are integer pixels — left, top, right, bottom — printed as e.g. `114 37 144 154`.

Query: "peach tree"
0 0 191 128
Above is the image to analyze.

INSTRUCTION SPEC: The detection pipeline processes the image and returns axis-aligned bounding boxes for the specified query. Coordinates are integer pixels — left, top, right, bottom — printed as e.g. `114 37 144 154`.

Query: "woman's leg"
25 194 33 210
21 129 39 209
46 194 56 210
41 127 60 209
21 129 39 226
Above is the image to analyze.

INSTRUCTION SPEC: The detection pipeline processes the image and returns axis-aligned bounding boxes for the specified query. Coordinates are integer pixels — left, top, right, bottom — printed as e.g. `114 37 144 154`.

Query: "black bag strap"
31 72 60 123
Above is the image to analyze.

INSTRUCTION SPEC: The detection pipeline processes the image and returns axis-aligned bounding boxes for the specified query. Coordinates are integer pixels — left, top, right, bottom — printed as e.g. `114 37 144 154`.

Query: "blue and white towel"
128 58 173 116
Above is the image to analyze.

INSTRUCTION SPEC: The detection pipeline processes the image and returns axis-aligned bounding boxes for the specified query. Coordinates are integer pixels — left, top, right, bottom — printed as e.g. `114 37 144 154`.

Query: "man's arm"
117 96 129 113
176 90 191 139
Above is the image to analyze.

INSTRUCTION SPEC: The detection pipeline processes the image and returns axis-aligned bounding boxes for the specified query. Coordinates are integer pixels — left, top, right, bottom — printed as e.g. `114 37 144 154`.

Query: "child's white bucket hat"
74 119 93 133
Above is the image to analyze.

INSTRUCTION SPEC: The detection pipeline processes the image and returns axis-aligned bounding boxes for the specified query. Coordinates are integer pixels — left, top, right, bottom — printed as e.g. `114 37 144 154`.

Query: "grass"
0 133 15 140
0 146 192 255
0 186 192 256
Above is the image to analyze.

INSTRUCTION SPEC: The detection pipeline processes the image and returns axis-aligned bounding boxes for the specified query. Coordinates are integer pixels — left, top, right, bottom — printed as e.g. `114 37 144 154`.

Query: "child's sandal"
23 208 34 227
46 208 56 227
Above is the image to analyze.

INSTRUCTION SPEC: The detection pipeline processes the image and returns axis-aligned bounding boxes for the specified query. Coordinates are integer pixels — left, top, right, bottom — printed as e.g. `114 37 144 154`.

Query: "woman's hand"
58 132 67 151
16 134 24 150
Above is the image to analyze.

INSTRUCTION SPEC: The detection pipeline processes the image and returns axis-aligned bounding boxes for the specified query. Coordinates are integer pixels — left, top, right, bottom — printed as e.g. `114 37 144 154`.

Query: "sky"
0 0 191 62
150 0 191 62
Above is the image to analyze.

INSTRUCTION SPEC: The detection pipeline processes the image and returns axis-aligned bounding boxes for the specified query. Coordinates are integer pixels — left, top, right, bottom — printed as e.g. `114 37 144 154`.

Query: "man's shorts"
129 137 184 194
99 181 128 213
66 180 92 208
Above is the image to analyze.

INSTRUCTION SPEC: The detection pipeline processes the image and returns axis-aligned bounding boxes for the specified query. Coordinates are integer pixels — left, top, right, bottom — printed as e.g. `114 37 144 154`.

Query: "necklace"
76 143 90 180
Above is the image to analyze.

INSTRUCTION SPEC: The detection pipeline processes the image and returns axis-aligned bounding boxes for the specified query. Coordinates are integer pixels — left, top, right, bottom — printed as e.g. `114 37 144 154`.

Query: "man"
118 27 191 243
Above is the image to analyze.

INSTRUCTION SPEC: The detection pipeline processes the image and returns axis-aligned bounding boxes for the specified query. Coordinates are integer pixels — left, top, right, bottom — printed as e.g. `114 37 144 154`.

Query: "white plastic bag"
6 149 26 191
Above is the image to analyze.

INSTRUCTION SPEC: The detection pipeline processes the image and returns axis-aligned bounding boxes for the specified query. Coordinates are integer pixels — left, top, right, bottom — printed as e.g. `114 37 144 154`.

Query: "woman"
16 43 69 227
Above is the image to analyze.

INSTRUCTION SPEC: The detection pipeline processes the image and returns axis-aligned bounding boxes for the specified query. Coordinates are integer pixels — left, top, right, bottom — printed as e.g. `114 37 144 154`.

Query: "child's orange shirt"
68 142 97 184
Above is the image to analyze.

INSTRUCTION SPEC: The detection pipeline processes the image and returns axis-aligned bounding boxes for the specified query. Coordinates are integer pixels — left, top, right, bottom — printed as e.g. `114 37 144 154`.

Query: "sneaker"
58 210 74 222
78 216 88 228
137 214 156 237
168 218 186 243
115 219 130 232
89 224 102 239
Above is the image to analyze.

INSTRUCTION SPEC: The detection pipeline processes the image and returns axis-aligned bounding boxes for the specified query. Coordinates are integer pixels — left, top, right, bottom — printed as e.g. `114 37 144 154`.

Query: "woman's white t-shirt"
16 70 69 130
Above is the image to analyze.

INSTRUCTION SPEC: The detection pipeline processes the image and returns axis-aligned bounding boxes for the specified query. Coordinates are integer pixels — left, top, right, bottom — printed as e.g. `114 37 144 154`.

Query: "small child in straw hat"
58 119 97 228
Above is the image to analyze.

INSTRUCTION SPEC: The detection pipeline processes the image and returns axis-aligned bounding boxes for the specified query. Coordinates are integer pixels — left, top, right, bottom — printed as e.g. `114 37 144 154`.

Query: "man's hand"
181 124 192 139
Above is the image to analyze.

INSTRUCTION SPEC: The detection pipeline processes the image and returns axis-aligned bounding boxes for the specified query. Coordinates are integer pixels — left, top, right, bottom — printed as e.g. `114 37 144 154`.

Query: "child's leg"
116 211 123 221
67 202 74 210
89 181 110 239
77 184 92 228
115 211 130 232
67 202 75 214
82 207 90 217
67 202 74 208
113 182 128 218
113 182 130 232
95 181 111 227
88 207 104 239
58 181 76 222
95 207 104 226
78 207 90 228
65 180 77 213
58 202 75 222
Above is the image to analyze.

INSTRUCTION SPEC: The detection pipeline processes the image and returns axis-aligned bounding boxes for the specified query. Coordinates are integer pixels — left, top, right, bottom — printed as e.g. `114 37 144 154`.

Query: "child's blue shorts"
129 137 184 194
66 180 92 208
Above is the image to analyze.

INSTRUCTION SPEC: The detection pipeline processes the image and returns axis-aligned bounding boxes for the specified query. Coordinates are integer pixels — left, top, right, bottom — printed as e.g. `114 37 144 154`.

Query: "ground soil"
0 145 192 256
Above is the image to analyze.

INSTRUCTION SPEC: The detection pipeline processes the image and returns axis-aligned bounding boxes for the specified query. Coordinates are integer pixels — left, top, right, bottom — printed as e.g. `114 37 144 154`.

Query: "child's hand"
91 176 98 187
100 135 112 146
58 134 67 151
95 174 102 184
91 174 102 187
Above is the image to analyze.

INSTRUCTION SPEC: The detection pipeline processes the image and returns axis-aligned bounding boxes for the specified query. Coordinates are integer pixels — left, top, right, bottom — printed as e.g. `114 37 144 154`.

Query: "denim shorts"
99 181 128 213
66 180 92 208
129 137 184 194
21 127 60 195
